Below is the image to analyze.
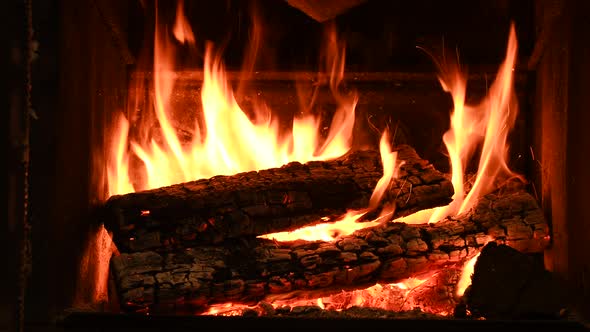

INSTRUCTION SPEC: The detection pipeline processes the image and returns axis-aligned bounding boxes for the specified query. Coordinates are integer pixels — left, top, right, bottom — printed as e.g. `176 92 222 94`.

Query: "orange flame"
252 24 522 316
106 115 133 197
202 303 246 316
106 6 522 316
259 210 370 242
429 24 521 222
172 0 195 45
369 130 400 209
107 1 356 197
260 130 398 242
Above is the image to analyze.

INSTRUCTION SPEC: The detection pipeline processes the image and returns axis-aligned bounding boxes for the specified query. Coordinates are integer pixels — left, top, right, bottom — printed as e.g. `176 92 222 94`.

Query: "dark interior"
5 0 590 331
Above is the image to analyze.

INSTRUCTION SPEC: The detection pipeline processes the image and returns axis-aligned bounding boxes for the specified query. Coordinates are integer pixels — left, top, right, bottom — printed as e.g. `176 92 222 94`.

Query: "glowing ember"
106 1 356 197
393 277 428 291
75 225 116 307
202 303 248 316
201 277 432 316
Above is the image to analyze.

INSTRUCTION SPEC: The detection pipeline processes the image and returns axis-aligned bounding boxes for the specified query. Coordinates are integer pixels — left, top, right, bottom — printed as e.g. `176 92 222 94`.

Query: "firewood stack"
103 145 453 251
101 145 550 315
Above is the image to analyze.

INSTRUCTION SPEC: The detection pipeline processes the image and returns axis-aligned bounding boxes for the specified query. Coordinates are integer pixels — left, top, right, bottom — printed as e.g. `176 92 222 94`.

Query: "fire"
172 0 194 45
368 130 401 209
106 1 356 197
249 24 519 316
201 303 246 316
260 25 521 241
106 115 134 197
456 253 480 297
259 211 369 242
104 1 520 317
429 24 521 221
260 130 399 242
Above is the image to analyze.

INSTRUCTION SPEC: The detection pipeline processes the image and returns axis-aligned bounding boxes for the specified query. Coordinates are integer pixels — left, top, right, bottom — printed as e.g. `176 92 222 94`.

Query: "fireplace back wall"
5 0 590 330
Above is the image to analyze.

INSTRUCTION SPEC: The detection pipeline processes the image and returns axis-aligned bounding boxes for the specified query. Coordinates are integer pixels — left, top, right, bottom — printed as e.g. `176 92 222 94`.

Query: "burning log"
459 242 568 319
109 188 550 313
102 145 453 251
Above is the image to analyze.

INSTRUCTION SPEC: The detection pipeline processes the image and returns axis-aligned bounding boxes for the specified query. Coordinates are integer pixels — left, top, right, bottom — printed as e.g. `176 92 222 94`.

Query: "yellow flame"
429 23 521 222
392 277 428 291
369 130 399 209
260 130 398 242
259 210 370 242
456 253 480 297
107 1 356 197
317 298 325 309
460 26 520 213
202 303 248 316
106 8 523 316
393 207 436 225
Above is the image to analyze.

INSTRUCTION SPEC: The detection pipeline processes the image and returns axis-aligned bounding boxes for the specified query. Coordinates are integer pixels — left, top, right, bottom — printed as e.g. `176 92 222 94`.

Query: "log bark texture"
103 145 453 252
109 188 550 313
462 242 568 319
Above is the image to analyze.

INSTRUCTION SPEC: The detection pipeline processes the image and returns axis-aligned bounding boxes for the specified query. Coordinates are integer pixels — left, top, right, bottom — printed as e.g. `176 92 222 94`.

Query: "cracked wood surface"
110 188 549 313
103 145 453 251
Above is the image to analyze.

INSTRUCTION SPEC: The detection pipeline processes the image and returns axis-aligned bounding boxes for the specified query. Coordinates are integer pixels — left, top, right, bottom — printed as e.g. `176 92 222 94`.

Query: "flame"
369 130 400 208
429 24 521 222
259 210 369 242
106 7 522 316
259 24 521 240
202 303 248 316
391 207 436 225
250 24 522 317
260 130 398 242
456 253 480 297
172 0 195 45
107 115 134 196
317 298 325 309
106 1 356 197
392 277 428 291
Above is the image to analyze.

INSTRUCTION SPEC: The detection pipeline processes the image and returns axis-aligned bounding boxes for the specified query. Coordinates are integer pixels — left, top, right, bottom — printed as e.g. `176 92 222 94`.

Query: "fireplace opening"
6 0 590 331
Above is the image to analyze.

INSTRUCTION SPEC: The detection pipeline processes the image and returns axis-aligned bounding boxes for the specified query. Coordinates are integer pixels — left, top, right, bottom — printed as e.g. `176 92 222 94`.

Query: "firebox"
6 0 590 331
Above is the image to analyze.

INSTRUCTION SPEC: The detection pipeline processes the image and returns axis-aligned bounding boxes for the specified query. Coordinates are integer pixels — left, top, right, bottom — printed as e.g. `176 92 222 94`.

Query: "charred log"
109 189 550 313
461 242 568 319
103 145 453 251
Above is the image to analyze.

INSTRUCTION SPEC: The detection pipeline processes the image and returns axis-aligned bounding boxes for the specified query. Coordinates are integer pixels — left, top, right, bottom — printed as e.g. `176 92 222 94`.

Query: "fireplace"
6 0 590 331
